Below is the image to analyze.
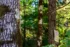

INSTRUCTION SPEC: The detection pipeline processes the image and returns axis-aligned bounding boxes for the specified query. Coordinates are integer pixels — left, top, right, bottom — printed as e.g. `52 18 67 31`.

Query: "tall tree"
48 0 56 45
37 0 43 47
0 0 22 47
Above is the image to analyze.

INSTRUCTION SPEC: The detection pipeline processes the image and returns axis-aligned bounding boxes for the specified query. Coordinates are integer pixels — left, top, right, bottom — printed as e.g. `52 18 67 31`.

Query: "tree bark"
48 0 56 45
37 0 43 47
0 0 22 47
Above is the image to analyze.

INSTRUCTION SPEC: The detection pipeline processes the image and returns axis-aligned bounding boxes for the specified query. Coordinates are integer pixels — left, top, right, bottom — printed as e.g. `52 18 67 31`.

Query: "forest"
0 0 70 47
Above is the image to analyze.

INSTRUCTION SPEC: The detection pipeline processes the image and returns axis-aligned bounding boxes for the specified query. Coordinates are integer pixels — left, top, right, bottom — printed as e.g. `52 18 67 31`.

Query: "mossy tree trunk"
37 0 43 47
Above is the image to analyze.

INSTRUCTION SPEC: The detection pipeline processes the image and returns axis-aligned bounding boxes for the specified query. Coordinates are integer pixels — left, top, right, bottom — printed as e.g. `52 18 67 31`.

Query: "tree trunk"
48 0 56 45
37 0 43 47
0 0 22 47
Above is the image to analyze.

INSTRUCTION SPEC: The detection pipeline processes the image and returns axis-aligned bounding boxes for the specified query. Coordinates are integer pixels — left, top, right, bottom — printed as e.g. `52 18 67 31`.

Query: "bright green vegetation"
20 0 70 47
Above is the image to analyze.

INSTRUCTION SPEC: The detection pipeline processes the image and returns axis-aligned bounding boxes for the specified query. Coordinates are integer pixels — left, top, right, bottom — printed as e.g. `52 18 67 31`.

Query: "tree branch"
57 2 70 11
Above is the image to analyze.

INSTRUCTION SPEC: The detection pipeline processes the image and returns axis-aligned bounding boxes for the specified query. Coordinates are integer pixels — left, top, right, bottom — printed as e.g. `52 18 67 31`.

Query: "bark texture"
37 0 43 47
48 0 56 44
0 0 22 47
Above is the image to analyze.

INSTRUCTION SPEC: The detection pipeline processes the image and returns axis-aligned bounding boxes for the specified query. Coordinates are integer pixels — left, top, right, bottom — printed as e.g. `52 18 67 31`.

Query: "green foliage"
43 0 48 7
65 29 70 37
57 4 70 47
20 0 70 47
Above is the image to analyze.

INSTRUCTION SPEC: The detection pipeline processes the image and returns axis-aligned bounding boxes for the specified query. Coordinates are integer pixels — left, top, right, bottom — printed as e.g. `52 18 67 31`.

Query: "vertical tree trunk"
37 0 43 47
48 0 56 45
0 0 22 47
